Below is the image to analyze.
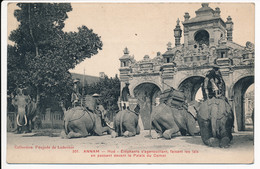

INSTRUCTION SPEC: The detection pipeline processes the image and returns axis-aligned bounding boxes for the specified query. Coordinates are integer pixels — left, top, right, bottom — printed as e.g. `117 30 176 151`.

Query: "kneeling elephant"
111 105 140 138
195 98 234 148
151 103 200 139
62 107 111 139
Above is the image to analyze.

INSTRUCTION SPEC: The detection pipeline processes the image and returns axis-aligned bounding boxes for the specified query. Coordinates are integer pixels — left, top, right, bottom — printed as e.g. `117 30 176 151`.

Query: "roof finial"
176 18 180 25
202 3 209 7
184 12 190 21
167 42 172 50
123 47 129 54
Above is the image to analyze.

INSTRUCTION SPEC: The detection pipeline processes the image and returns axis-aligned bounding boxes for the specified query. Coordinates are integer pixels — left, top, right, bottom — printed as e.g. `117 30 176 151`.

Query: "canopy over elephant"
194 97 234 148
151 103 200 139
111 104 141 138
12 88 37 133
61 95 112 139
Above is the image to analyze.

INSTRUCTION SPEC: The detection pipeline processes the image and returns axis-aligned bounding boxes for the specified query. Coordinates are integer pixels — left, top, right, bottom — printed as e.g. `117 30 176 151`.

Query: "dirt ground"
5 128 254 164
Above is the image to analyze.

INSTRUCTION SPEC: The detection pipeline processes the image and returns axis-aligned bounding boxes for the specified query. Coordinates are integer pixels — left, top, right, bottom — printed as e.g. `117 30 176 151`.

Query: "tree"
8 3 103 110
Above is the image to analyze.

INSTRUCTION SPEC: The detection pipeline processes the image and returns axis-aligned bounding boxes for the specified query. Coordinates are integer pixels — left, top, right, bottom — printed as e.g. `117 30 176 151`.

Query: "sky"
7 2 255 78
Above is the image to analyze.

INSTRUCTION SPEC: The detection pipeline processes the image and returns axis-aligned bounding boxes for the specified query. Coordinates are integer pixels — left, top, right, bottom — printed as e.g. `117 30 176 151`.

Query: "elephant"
194 97 234 148
151 103 200 139
111 104 140 138
12 88 37 133
61 95 112 139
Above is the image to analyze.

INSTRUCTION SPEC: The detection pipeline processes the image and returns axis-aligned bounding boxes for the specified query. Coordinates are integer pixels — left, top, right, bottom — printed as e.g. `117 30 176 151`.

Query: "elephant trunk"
211 117 217 138
211 105 219 138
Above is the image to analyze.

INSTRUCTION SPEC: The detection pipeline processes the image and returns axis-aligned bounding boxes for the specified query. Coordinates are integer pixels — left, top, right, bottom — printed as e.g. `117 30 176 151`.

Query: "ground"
6 129 254 164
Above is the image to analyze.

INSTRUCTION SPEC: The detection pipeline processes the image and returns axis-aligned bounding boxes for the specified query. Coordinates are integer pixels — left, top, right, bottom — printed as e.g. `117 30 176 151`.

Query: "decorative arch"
229 74 254 98
177 76 205 102
130 80 163 93
230 75 254 131
194 29 210 46
132 82 162 130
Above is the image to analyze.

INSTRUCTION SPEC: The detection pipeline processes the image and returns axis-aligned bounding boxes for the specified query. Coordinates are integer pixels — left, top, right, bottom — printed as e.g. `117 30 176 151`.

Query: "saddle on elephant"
159 88 186 109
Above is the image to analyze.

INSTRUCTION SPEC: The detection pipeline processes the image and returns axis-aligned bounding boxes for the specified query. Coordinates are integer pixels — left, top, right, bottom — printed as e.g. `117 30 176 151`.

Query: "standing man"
121 82 130 110
71 79 81 107
92 93 106 127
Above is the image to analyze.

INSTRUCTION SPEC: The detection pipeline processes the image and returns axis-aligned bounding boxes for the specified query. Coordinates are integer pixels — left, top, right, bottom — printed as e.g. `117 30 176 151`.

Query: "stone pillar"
119 47 132 84
183 12 190 48
226 16 234 41
174 18 182 47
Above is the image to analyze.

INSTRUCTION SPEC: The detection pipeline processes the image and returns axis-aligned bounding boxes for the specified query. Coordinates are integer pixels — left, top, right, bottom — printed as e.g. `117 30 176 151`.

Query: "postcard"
2 1 255 166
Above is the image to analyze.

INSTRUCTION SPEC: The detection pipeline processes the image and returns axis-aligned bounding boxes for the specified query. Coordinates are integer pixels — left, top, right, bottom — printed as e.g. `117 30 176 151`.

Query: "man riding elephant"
196 64 234 148
91 93 109 127
202 65 222 100
71 79 81 107
194 98 234 148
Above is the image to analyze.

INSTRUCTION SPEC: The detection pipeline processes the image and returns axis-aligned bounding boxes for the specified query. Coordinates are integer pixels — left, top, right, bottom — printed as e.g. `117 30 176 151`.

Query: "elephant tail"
211 104 221 138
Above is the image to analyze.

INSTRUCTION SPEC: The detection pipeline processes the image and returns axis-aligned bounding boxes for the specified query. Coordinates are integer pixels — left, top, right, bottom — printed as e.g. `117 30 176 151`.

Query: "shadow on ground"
22 129 62 137
180 131 254 148
180 136 204 146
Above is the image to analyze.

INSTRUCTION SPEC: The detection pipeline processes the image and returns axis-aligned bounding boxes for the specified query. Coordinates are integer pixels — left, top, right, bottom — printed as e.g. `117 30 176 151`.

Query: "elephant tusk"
106 122 114 129
16 114 22 126
24 115 28 126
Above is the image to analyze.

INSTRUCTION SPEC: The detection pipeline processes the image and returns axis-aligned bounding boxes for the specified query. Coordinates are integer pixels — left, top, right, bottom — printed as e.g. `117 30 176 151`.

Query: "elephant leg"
180 129 187 136
151 120 163 139
16 126 22 134
136 125 140 135
186 114 200 136
112 121 120 138
198 118 219 147
101 126 112 135
67 122 89 139
123 123 137 137
163 127 179 140
25 120 32 133
219 116 233 148
159 116 180 139
115 122 120 136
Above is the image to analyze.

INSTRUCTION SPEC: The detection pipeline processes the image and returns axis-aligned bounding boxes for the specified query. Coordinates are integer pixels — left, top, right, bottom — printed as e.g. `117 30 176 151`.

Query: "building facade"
119 3 254 130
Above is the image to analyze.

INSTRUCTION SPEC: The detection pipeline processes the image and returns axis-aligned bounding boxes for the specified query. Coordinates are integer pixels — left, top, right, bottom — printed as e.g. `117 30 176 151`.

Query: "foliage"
8 3 103 111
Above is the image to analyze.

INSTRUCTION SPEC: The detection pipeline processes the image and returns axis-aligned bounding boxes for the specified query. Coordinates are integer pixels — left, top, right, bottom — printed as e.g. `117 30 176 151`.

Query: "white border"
1 0 259 169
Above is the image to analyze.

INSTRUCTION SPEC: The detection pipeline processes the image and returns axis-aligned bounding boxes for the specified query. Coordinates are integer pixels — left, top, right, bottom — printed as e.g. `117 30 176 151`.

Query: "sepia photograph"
1 0 257 167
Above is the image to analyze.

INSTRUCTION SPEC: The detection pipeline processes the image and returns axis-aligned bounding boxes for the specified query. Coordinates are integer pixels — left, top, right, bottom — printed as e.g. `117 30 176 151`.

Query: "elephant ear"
84 95 96 112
